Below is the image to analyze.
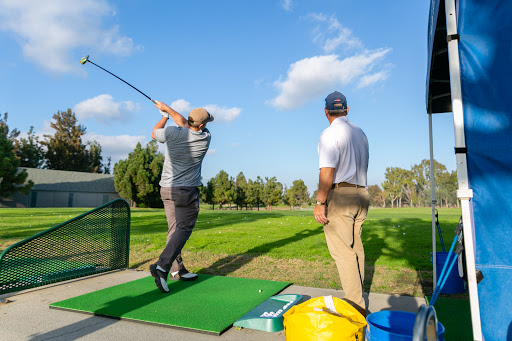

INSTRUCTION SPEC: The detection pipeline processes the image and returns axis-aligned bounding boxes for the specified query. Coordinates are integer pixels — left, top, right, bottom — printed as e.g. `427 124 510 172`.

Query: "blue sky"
0 0 456 194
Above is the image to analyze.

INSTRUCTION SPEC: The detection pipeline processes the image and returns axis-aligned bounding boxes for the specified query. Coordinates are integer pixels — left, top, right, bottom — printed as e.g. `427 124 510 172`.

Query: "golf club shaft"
87 60 155 103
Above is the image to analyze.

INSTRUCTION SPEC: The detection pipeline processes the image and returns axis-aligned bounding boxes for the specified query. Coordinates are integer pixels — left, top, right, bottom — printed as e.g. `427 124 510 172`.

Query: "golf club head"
80 55 89 65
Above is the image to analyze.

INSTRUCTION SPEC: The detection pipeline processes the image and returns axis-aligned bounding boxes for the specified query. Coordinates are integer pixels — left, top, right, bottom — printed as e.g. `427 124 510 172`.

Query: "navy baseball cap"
325 91 347 110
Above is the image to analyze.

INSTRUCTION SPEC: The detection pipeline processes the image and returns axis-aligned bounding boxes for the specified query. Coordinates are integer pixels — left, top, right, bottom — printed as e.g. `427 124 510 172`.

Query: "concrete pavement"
0 270 426 341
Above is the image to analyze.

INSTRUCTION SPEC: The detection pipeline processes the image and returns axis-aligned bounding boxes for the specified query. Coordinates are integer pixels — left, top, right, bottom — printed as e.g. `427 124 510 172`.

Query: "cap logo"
334 98 341 102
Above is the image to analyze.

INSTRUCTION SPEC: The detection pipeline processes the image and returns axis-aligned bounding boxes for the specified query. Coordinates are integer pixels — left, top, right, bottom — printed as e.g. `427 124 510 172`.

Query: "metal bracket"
447 34 460 42
455 147 467 154
457 189 474 199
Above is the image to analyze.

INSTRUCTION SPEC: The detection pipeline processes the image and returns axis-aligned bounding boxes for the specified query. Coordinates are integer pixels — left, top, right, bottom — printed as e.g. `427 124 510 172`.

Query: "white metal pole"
444 0 482 339
428 111 437 291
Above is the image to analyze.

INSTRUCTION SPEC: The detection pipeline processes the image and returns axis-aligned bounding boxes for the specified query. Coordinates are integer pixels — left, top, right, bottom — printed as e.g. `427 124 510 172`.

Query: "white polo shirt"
318 116 369 187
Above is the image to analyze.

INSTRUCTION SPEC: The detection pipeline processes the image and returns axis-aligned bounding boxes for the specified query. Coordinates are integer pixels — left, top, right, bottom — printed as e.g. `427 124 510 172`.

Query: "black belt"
332 182 366 189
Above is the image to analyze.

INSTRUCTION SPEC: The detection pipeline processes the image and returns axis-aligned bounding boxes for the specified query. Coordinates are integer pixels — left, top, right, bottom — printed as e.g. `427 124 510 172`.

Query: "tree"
0 113 34 198
411 160 429 207
412 159 449 206
42 109 109 173
400 168 416 207
382 167 403 208
285 179 309 209
113 141 164 207
14 126 44 168
438 170 458 207
310 189 318 206
87 140 104 173
42 109 90 171
262 176 283 210
246 176 264 210
212 170 234 209
200 179 215 209
234 172 248 210
368 185 385 207
282 185 290 207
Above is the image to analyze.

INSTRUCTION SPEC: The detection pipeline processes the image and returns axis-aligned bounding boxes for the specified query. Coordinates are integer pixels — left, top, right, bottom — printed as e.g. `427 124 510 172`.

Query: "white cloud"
309 13 362 53
39 120 56 136
170 99 192 114
231 142 240 148
166 99 241 123
74 94 140 123
84 132 146 165
270 13 392 110
0 0 139 74
357 70 390 89
270 50 391 110
206 149 216 155
203 105 241 122
282 0 293 11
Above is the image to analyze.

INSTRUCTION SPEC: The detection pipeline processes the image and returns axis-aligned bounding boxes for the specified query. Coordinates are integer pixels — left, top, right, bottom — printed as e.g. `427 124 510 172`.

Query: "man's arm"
151 116 168 140
154 100 189 128
313 167 335 224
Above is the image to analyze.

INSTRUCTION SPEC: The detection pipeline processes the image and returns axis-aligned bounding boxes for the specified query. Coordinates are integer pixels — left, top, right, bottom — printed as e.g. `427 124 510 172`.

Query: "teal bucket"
431 252 466 294
366 311 445 341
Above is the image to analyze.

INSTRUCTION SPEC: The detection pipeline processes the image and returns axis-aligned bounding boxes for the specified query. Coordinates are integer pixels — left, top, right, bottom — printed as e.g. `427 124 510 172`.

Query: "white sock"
171 271 179 277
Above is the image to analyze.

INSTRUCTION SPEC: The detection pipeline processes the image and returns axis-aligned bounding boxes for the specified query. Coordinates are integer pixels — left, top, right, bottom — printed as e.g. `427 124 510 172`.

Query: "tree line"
1 111 458 208
111 140 459 210
200 171 310 211
372 160 458 208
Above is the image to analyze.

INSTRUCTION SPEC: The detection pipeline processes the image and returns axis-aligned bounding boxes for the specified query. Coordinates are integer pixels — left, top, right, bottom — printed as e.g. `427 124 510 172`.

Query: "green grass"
0 206 462 295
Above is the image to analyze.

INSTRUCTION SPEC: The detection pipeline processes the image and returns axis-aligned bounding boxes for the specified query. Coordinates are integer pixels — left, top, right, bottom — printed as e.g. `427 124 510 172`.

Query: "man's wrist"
316 201 326 206
160 110 170 119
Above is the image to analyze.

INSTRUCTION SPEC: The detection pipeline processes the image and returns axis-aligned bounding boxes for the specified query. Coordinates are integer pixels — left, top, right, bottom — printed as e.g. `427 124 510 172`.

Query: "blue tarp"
427 1 512 340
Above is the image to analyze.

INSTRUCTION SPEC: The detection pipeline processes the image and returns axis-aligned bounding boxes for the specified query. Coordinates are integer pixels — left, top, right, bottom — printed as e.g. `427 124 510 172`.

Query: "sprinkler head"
80 55 89 65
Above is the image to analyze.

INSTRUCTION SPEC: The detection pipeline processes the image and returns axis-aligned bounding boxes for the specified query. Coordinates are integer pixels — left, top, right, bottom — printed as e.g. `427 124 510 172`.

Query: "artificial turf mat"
50 274 290 335
425 296 473 340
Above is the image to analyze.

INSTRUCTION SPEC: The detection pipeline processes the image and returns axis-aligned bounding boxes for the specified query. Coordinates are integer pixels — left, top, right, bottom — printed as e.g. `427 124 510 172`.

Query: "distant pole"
428 109 437 291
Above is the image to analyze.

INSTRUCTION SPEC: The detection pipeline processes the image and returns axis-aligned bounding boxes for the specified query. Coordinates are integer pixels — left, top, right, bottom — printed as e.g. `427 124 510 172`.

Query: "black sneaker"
170 268 198 281
149 264 169 293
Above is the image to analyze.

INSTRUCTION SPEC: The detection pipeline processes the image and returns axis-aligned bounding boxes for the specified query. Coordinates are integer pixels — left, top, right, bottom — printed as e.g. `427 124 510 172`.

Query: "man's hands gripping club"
154 100 189 128
151 100 190 140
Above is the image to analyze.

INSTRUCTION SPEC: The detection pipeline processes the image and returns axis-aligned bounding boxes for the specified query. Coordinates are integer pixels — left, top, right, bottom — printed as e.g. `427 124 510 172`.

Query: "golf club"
80 55 155 103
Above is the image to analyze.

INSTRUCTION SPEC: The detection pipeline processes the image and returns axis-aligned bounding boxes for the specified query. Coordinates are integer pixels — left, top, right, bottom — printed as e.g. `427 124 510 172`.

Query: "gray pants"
156 186 200 273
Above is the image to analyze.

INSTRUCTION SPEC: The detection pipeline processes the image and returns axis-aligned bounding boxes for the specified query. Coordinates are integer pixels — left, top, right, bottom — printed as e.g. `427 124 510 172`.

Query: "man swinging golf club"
149 100 213 293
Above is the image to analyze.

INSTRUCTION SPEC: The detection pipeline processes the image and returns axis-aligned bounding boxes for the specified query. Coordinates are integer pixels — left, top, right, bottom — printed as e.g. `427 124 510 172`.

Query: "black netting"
0 199 130 294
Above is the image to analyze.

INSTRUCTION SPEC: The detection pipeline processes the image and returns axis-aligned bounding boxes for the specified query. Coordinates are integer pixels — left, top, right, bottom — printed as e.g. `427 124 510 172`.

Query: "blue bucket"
366 311 445 341
430 251 466 294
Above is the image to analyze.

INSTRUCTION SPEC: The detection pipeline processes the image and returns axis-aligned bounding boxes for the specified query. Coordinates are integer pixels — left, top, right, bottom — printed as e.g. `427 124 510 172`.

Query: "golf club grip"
88 60 154 103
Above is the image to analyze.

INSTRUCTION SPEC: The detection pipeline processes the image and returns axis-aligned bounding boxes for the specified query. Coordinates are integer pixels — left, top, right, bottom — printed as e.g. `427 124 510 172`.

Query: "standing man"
313 91 369 316
149 100 214 293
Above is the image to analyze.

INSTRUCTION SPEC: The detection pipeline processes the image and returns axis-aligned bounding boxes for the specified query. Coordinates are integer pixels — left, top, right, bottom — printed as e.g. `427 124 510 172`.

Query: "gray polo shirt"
154 126 211 187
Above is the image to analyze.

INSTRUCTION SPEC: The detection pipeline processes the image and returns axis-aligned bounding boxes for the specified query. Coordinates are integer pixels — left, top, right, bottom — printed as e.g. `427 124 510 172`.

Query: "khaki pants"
323 187 369 314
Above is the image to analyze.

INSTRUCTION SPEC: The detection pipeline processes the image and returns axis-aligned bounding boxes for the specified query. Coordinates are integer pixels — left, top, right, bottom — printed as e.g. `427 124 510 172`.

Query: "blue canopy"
427 0 512 340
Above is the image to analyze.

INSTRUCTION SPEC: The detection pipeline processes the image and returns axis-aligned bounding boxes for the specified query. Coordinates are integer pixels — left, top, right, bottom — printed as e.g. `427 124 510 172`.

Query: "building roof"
21 168 117 193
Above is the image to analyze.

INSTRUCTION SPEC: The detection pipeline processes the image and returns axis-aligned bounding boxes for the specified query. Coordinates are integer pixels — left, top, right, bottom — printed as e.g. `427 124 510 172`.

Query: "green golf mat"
50 274 290 335
425 296 473 340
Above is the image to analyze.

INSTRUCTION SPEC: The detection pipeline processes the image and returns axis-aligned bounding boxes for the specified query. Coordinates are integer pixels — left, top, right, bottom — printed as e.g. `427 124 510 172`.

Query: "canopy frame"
428 0 483 339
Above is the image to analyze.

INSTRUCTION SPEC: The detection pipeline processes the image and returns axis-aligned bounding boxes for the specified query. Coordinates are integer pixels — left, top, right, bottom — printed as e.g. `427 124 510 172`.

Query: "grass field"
0 206 462 296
